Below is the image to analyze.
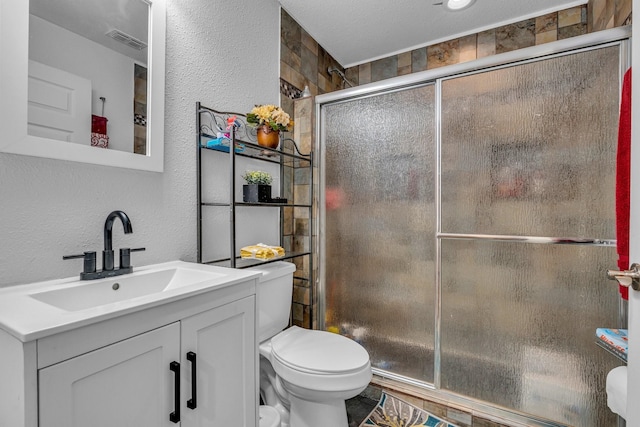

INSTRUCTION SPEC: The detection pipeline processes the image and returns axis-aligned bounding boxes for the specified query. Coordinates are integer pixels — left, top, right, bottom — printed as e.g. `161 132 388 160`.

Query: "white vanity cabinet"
0 268 259 427
39 322 181 427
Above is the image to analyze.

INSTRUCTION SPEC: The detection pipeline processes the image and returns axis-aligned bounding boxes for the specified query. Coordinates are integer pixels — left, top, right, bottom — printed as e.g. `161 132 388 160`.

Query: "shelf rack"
196 101 313 286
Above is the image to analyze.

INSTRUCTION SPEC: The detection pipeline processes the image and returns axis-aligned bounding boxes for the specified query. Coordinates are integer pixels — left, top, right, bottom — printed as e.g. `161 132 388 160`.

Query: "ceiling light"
444 0 475 11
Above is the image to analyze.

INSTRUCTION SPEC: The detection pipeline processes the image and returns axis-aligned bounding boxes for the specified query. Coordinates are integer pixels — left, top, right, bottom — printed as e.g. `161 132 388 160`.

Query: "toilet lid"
270 327 370 374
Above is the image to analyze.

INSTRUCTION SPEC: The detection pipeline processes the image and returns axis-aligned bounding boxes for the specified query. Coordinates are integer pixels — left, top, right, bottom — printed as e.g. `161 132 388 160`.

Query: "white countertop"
0 261 260 342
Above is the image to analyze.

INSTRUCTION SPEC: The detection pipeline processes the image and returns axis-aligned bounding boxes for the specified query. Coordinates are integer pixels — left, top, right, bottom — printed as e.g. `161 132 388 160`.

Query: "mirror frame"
0 0 166 172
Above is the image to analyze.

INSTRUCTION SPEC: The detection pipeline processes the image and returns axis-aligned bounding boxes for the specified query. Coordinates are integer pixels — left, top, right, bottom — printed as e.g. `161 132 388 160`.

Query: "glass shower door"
322 85 437 383
321 41 624 426
438 45 621 426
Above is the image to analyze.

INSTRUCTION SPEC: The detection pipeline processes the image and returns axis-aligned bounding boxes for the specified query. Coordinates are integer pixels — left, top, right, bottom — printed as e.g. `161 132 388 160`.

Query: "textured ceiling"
279 0 588 68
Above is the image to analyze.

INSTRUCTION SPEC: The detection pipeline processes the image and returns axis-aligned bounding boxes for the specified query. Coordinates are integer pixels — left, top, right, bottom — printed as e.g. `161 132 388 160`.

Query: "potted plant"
246 104 294 149
242 170 273 203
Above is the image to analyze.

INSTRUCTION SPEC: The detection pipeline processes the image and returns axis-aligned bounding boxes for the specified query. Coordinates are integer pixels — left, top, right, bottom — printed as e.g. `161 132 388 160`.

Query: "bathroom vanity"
0 261 260 427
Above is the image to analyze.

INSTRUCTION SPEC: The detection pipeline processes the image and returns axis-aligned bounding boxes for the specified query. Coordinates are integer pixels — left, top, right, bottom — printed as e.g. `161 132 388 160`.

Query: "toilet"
250 262 372 427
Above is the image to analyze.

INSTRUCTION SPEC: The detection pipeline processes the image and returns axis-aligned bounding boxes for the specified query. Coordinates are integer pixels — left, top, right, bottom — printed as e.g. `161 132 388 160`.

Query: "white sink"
30 266 225 311
0 261 260 342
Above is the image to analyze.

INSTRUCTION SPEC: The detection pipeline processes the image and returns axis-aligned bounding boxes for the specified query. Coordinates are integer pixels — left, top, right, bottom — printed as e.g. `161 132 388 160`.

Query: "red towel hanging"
616 67 631 300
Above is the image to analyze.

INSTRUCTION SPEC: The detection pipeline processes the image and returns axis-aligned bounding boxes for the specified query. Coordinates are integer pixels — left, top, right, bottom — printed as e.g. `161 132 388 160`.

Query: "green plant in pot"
242 170 273 203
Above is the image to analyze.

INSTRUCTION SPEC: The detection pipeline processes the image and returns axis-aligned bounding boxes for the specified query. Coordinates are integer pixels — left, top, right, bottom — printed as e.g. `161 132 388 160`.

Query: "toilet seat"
271 326 369 375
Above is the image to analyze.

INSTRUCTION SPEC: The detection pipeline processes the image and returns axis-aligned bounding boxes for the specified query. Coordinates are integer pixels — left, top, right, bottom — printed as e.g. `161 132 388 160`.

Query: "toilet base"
288 394 348 427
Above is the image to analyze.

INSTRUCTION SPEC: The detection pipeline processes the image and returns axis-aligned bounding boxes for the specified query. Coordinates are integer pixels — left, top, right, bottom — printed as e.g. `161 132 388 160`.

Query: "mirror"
0 0 165 172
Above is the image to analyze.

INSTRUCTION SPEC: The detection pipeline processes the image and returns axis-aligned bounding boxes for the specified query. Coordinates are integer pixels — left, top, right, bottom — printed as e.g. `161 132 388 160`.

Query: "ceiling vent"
106 29 147 50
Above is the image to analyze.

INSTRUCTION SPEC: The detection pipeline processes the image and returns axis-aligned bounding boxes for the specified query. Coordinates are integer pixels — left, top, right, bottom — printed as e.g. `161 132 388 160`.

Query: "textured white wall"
0 0 281 287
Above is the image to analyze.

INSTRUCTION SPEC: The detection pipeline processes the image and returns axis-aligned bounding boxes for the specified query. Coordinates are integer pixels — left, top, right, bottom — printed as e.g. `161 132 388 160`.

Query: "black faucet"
103 210 133 271
63 210 145 280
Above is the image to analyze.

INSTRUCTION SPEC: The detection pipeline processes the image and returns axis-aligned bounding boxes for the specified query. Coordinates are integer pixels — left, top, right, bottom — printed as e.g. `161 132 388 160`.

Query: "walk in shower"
317 28 629 426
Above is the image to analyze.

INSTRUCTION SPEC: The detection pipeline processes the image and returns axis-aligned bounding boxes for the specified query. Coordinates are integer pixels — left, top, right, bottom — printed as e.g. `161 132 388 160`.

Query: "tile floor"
346 394 378 427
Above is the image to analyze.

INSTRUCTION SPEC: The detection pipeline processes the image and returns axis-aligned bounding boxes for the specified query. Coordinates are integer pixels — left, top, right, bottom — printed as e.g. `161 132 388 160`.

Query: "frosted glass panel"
323 85 436 382
320 41 623 426
441 46 619 238
440 239 620 426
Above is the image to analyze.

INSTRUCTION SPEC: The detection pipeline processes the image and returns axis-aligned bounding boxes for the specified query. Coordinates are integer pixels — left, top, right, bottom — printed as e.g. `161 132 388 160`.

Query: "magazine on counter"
596 328 628 362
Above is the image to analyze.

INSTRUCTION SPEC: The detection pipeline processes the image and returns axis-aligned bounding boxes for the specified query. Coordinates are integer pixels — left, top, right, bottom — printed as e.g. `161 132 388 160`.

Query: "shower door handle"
607 263 640 291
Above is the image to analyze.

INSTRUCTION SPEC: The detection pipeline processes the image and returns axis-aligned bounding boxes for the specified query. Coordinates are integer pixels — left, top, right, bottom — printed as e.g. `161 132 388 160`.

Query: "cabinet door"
181 296 256 427
39 323 181 427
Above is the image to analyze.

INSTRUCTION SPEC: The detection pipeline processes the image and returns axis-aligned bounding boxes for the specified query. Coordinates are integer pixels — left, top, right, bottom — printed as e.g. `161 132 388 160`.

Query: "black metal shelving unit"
196 101 314 296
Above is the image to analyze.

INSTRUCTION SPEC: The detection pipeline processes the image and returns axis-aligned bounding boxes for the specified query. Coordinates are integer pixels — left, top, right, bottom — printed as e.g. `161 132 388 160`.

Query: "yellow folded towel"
240 243 285 260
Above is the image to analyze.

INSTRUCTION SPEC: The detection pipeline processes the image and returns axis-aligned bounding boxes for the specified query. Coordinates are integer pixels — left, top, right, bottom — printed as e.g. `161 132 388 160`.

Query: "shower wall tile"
310 2 628 93
317 73 330 94
292 96 316 328
536 29 557 44
281 10 301 57
293 284 310 305
319 47 342 91
411 47 428 72
358 62 372 85
495 19 536 54
301 28 318 56
428 40 460 69
280 61 293 86
397 51 412 76
476 29 496 58
558 5 588 39
535 13 559 44
371 56 398 82
558 22 588 39
458 35 477 63
281 1 631 98
591 0 617 30
281 41 301 70
589 0 604 31
536 13 558 33
617 0 632 26
279 8 343 101
300 45 319 86
345 67 360 86
288 67 307 93
558 6 584 27
279 9 324 329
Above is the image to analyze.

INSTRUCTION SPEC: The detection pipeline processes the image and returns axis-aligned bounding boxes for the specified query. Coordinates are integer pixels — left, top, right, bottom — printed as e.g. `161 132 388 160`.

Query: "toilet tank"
248 261 296 343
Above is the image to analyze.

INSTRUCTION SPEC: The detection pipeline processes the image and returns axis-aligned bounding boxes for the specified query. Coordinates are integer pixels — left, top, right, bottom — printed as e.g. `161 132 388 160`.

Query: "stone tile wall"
280 7 338 328
345 0 631 86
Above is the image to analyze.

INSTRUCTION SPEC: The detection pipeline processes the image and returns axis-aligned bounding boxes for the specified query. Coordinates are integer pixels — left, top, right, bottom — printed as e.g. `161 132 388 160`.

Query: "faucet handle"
119 247 146 269
63 251 97 276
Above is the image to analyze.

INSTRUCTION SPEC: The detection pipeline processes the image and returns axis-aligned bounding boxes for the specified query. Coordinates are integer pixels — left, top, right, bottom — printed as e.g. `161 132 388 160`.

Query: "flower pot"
243 184 272 203
256 125 280 149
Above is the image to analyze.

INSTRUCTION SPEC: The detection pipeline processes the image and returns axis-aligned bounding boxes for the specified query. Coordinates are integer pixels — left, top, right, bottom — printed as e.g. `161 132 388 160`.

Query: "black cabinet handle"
169 361 180 423
187 351 197 409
